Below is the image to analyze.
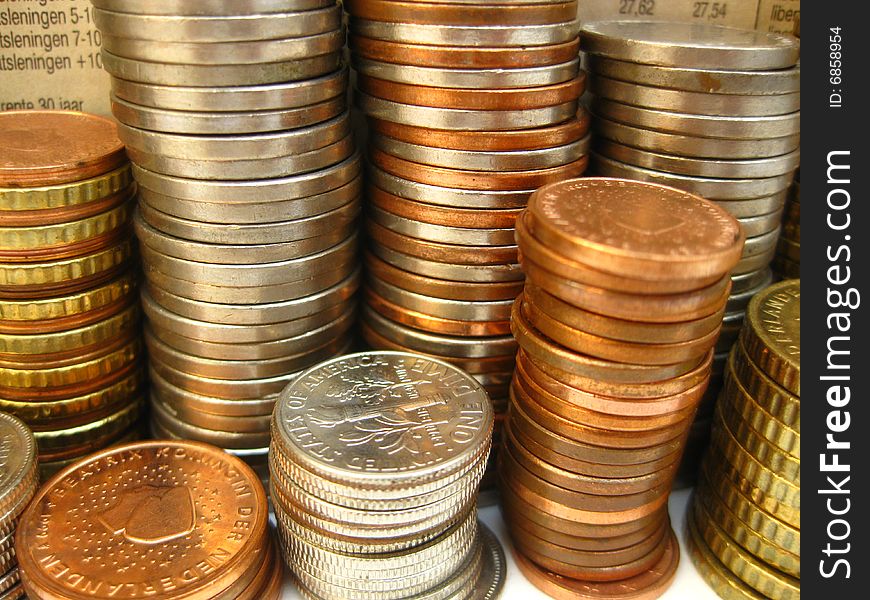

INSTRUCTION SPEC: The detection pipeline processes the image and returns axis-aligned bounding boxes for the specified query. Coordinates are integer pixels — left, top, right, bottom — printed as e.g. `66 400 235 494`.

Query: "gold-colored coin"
0 165 132 211
721 373 799 457
32 398 143 454
741 279 799 395
0 238 134 290
729 344 799 432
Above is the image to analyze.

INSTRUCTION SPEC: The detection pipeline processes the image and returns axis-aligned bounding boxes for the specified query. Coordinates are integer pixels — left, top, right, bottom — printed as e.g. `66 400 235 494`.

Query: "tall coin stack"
688 280 799 600
773 174 799 279
0 412 38 599
90 0 360 482
346 0 590 486
502 178 744 598
270 352 505 599
0 111 144 477
580 22 800 482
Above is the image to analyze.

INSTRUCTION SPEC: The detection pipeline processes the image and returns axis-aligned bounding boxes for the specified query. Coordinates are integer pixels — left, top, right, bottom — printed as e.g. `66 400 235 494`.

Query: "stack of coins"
0 412 38 599
688 280 800 599
502 178 744 597
773 173 799 278
345 0 590 487
270 351 505 599
0 111 144 476
90 0 360 477
16 440 282 599
581 22 800 482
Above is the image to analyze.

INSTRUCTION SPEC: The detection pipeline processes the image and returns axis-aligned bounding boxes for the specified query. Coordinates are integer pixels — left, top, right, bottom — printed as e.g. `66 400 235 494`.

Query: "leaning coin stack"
688 280 799 600
0 412 39 599
270 351 505 599
773 173 799 279
581 21 800 482
502 178 744 598
346 0 589 485
0 110 144 477
15 440 283 599
90 0 360 478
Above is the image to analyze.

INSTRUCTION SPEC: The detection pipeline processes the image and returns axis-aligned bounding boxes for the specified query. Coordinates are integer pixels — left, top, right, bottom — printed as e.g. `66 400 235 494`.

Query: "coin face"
274 351 493 486
16 440 268 600
0 412 36 518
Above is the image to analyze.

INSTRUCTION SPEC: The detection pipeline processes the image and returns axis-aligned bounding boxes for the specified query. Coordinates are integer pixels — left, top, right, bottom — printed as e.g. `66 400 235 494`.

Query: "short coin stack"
581 21 800 482
688 280 799 600
270 351 505 599
346 0 590 486
16 440 282 599
0 412 38 599
0 111 144 477
773 174 799 279
90 0 360 478
502 178 744 598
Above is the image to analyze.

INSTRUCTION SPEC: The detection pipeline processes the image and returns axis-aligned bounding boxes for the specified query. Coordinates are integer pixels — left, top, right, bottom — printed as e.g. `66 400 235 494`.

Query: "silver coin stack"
90 0 360 480
270 351 505 600
773 172 800 279
345 0 589 489
580 21 800 484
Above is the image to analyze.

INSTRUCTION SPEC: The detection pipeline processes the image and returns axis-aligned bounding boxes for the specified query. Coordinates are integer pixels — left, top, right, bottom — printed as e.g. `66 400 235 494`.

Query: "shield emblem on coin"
98 485 196 545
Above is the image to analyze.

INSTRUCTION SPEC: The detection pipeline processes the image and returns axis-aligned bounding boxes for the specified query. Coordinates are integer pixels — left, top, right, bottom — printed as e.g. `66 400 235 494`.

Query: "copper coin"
365 251 522 301
369 185 522 229
350 35 580 68
0 285 136 335
513 527 680 599
0 184 133 228
371 148 589 191
368 204 515 245
0 111 126 187
345 0 578 25
525 282 724 344
526 177 744 281
368 110 590 152
367 220 518 265
357 73 586 110
367 276 513 322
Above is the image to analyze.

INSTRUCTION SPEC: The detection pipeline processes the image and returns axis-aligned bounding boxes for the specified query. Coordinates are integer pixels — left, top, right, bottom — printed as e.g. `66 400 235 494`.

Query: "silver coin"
351 17 578 47
726 269 775 313
149 369 276 418
102 29 343 64
91 0 332 16
93 6 341 42
352 57 579 89
595 139 801 178
729 268 773 295
152 392 272 432
111 66 347 112
132 151 360 202
101 49 341 86
0 413 37 525
587 55 800 95
371 243 524 283
369 165 532 209
591 154 794 200
741 227 781 259
138 197 359 245
580 21 799 70
469 524 506 600
592 98 800 140
143 268 360 325
111 94 346 134
591 75 801 117
356 91 577 131
733 243 777 276
737 209 785 238
272 350 493 490
371 133 590 172
712 191 788 219
370 206 514 247
148 356 305 400
150 399 271 449
127 134 354 179
368 277 513 322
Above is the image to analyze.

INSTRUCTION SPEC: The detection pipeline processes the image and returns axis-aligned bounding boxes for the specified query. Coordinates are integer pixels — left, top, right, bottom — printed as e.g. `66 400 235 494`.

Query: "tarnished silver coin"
91 0 333 16
351 17 578 47
371 243 524 283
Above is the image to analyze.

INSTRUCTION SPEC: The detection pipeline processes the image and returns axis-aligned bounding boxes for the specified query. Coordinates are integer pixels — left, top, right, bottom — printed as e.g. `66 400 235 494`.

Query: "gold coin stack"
0 412 38 599
345 0 589 489
15 440 283 599
270 351 505 599
502 178 744 598
688 279 800 600
0 110 144 477
580 21 800 484
773 174 799 279
90 0 360 480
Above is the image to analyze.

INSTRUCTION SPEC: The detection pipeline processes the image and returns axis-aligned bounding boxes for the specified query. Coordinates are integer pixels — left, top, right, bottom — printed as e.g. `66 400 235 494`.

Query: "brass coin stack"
502 178 744 598
345 0 589 488
580 21 800 483
688 279 799 599
15 440 282 599
270 351 505 599
773 174 799 278
90 0 360 480
0 412 38 599
0 111 144 477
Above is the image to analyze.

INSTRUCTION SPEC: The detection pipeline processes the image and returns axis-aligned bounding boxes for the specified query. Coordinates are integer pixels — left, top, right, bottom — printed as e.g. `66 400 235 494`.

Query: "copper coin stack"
501 178 744 598
15 440 282 599
0 412 39 599
345 0 589 487
773 174 799 279
90 0 360 482
0 110 144 478
580 21 800 483
270 351 505 599
688 280 799 600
